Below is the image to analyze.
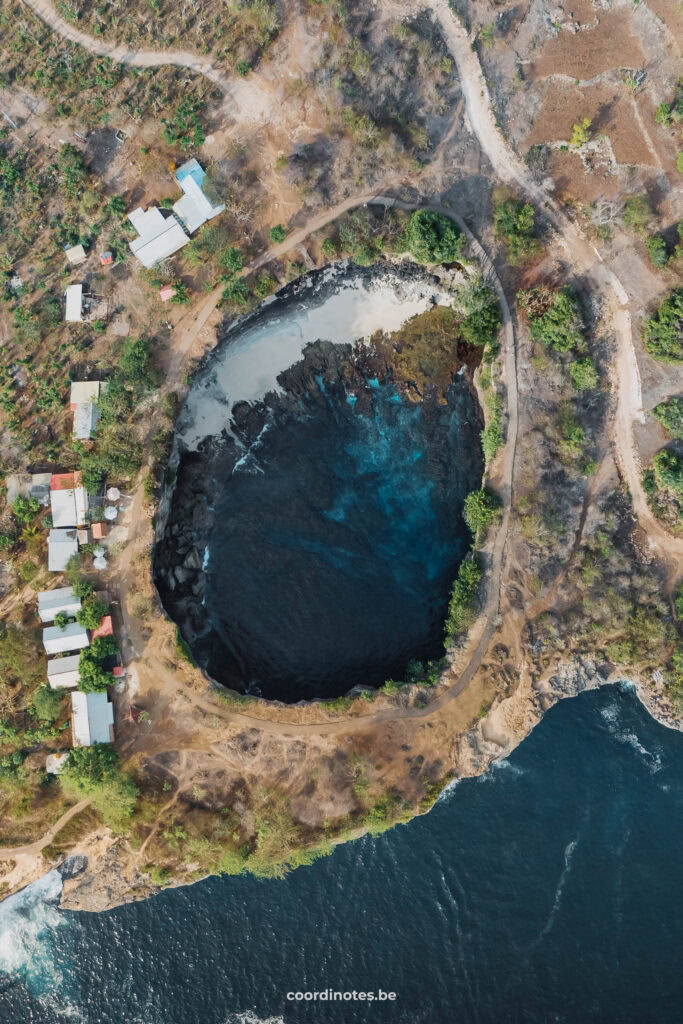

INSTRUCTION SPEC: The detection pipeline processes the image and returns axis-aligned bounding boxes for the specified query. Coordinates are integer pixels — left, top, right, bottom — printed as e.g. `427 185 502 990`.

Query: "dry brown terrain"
0 0 681 904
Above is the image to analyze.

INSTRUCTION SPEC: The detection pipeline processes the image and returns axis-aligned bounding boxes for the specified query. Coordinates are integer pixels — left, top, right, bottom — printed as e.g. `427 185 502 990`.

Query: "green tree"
493 199 541 266
269 224 287 243
76 597 108 630
54 611 70 630
463 488 502 535
444 557 482 640
61 745 138 828
623 194 652 234
646 235 668 268
32 685 63 723
105 195 126 217
404 210 465 265
460 285 501 348
118 336 157 392
643 289 683 362
520 287 583 352
653 449 683 497
652 398 683 439
569 357 598 390
220 278 250 308
219 246 244 275
78 635 118 693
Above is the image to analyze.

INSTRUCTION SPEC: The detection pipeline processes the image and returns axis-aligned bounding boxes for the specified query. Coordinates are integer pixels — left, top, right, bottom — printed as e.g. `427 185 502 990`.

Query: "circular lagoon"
155 261 484 701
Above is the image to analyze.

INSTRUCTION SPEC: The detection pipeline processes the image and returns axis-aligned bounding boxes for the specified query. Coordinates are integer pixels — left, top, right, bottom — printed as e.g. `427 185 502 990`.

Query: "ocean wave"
599 701 662 772
0 870 69 995
223 1013 285 1024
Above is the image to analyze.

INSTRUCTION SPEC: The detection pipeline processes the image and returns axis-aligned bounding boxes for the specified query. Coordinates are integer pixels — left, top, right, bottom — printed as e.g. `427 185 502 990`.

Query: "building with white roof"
172 159 225 234
64 284 83 322
50 474 88 528
37 586 81 623
73 402 100 440
47 655 81 689
42 621 89 656
71 691 115 746
128 207 189 268
70 381 102 405
65 244 87 266
48 528 79 572
70 381 103 441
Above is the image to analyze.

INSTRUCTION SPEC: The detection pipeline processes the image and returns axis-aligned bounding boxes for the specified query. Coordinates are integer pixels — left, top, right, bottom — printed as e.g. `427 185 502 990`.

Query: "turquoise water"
198 371 482 701
1 684 682 1023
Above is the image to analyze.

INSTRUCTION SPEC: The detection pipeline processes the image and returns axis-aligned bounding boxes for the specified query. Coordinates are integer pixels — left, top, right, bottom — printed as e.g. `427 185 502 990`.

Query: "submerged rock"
155 262 484 702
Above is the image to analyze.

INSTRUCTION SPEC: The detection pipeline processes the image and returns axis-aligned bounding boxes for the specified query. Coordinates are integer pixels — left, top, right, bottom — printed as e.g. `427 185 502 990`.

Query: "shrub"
643 289 683 362
219 246 244 275
460 285 501 348
570 117 591 147
463 489 502 535
652 398 683 439
78 635 118 693
444 557 482 640
220 278 250 308
493 199 542 266
54 611 70 630
623 195 652 234
655 102 672 127
559 413 585 460
12 496 40 524
404 210 464 265
569 357 598 390
269 224 287 244
646 235 668 268
481 392 503 463
76 597 108 630
520 286 583 352
32 685 63 723
61 745 138 828
652 448 683 497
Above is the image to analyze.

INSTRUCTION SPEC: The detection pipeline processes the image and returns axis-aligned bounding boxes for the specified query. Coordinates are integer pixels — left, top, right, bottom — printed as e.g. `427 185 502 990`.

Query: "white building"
42 621 89 656
128 207 189 268
47 655 81 689
173 159 225 234
70 381 103 441
50 473 88 528
64 284 83 323
71 691 115 746
65 244 87 266
48 528 79 572
37 586 81 623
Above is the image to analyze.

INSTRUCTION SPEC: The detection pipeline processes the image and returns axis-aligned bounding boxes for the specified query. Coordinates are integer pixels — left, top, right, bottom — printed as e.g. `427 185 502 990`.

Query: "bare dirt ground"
1 0 681 901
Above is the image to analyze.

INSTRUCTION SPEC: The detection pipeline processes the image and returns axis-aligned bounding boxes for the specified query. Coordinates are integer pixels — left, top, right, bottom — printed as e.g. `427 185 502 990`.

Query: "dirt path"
19 0 276 121
430 0 683 573
0 799 90 858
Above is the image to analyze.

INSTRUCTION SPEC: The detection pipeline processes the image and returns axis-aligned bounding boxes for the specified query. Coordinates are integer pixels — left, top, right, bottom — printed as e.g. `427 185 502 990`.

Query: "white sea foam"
599 701 662 772
0 870 67 992
180 265 451 451
532 836 579 946
223 1013 285 1024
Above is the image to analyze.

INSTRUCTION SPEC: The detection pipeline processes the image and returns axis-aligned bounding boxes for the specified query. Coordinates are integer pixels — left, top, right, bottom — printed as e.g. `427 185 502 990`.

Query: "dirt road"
431 0 683 570
0 799 90 858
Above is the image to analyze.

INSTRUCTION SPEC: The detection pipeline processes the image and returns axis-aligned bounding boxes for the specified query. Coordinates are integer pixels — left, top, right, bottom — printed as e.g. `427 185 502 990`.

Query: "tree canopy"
404 210 465 265
643 289 682 363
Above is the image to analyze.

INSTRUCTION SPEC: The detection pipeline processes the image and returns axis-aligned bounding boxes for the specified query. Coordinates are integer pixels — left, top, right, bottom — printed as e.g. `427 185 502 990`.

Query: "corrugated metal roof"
173 171 225 235
65 284 83 322
37 586 81 622
128 207 189 268
71 691 114 746
65 244 86 265
73 401 99 440
43 621 89 655
50 485 88 528
70 381 101 404
48 528 79 572
47 654 81 688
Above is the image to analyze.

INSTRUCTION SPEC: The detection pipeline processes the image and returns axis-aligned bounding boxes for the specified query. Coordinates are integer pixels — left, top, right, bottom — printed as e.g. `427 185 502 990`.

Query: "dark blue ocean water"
201 373 481 701
2 684 682 1024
